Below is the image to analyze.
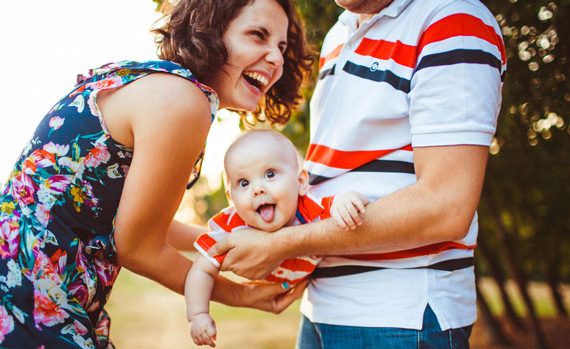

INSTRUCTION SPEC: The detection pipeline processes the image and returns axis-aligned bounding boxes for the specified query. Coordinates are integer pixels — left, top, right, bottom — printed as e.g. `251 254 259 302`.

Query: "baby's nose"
253 184 265 196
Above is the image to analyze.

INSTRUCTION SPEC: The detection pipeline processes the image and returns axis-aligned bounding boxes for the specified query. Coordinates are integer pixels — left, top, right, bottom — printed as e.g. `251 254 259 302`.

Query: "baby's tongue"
259 204 275 222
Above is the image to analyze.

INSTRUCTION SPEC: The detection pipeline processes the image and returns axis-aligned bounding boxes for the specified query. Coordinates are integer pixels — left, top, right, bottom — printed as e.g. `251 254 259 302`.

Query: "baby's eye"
238 179 249 188
265 169 275 179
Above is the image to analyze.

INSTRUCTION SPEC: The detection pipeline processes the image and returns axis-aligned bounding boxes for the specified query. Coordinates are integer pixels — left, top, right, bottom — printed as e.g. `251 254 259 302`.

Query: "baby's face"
225 138 303 232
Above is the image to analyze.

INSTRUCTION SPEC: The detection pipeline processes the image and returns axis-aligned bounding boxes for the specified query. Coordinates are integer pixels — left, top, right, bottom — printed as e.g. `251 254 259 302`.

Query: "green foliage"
152 0 163 12
479 0 570 287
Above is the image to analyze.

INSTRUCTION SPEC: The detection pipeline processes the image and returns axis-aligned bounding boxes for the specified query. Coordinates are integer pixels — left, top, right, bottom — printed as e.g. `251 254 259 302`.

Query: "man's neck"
352 0 394 28
357 13 374 28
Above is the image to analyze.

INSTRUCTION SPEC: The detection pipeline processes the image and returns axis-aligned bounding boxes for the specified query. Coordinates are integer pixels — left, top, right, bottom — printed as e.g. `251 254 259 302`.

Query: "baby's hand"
190 313 217 347
330 191 369 230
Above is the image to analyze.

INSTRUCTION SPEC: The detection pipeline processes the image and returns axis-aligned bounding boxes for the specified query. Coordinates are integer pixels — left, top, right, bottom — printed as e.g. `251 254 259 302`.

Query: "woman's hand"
239 279 309 314
208 228 284 280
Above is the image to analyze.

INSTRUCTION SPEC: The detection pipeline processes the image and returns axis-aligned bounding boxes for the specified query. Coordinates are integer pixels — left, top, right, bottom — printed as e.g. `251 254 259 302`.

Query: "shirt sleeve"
193 213 233 267
409 1 506 147
194 233 224 267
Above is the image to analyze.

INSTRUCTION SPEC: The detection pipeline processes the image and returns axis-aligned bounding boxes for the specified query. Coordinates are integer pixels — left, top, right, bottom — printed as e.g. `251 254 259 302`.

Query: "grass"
106 270 301 348
477 278 570 317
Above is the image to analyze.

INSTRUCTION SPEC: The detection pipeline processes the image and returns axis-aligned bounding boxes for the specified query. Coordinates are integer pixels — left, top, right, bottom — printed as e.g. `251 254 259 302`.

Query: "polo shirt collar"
296 193 325 223
338 0 414 30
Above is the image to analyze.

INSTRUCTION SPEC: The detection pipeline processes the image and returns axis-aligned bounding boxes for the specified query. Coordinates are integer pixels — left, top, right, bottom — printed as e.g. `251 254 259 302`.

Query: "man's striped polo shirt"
301 0 506 330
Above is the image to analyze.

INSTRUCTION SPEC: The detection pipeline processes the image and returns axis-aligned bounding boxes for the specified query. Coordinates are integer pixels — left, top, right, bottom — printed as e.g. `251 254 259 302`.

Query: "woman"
0 0 313 347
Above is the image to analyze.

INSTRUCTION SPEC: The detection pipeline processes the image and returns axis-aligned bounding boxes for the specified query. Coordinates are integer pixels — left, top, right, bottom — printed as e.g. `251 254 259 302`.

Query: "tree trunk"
486 198 550 349
546 262 569 319
477 237 526 331
476 272 512 346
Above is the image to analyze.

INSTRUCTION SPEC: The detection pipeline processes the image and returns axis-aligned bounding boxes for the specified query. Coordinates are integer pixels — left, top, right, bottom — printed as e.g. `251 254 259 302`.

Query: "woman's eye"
265 170 275 178
238 179 249 187
252 31 265 40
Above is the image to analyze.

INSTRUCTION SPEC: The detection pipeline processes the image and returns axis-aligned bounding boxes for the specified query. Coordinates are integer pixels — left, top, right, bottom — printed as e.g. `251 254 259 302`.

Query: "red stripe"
195 234 225 264
279 258 318 273
212 212 233 231
355 38 417 68
343 241 476 261
306 144 412 170
211 211 245 231
195 233 217 252
418 13 506 64
319 44 344 69
265 274 306 285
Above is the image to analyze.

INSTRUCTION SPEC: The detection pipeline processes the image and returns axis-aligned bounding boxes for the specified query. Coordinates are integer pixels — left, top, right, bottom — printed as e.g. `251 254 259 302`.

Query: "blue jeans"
296 305 473 349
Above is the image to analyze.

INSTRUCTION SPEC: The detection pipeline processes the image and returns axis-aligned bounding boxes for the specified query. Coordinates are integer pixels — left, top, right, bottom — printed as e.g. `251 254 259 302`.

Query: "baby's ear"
223 172 233 203
298 169 309 196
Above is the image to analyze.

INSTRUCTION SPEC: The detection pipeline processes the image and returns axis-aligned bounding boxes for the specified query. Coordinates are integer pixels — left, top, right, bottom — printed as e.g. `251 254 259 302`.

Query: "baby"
185 130 368 347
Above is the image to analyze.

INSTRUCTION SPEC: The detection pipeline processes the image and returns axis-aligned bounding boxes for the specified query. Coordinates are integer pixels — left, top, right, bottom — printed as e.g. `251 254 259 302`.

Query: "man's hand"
207 228 284 280
330 191 370 230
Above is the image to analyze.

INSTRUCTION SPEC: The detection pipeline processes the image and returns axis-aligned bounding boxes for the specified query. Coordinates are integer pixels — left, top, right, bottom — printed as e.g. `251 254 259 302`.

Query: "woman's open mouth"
243 71 269 93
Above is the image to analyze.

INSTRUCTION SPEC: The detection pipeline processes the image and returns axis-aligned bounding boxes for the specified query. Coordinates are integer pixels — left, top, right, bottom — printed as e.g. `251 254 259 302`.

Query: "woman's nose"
266 45 285 67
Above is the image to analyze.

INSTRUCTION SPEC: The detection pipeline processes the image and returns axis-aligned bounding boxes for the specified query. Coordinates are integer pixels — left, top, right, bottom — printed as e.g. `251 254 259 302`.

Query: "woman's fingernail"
281 282 290 290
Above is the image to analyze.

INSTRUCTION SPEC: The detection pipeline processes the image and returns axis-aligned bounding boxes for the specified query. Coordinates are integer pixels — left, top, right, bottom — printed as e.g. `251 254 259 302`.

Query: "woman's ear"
298 168 309 196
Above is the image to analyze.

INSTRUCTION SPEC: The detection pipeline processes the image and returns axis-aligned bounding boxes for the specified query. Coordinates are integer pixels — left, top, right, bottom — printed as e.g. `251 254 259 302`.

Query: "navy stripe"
318 65 335 80
308 160 415 185
416 49 502 73
309 174 329 185
311 257 475 279
354 160 415 174
295 210 307 224
343 61 411 93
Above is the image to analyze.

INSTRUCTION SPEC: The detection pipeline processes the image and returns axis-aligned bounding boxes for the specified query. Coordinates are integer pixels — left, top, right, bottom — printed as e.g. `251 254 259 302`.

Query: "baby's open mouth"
256 203 276 223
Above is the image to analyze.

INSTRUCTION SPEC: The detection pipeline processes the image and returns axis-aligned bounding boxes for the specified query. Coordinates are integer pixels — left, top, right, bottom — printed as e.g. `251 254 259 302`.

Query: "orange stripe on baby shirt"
344 241 476 261
418 13 506 64
211 210 246 232
306 144 413 170
354 38 418 68
319 44 344 69
279 258 319 273
195 233 225 265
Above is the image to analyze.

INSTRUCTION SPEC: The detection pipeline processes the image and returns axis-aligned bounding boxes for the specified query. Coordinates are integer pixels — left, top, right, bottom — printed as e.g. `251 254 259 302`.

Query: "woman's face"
205 0 288 111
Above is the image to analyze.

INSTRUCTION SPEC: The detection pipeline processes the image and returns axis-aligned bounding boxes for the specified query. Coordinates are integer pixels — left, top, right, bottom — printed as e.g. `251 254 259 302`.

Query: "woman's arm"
167 220 208 252
104 73 212 294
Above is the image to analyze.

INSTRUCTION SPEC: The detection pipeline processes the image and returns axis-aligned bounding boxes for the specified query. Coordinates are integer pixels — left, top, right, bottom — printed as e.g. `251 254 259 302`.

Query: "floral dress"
0 60 218 348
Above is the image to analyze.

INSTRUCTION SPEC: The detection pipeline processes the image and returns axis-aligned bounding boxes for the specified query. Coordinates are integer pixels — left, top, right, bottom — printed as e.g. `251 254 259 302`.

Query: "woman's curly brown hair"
152 0 314 125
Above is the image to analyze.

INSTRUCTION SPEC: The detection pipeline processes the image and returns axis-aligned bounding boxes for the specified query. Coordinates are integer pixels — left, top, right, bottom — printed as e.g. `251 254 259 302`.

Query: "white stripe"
193 242 221 268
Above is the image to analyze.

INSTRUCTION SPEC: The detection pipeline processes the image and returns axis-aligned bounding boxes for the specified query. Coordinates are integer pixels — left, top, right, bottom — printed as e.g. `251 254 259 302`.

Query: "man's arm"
210 145 488 279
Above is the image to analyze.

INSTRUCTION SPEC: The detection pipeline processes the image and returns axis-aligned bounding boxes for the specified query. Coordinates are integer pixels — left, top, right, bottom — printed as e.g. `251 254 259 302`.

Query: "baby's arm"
185 255 220 347
330 191 370 230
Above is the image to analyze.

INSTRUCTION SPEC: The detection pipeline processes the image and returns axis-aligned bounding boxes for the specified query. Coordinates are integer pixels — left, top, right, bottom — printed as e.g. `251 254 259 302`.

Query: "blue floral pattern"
0 60 218 348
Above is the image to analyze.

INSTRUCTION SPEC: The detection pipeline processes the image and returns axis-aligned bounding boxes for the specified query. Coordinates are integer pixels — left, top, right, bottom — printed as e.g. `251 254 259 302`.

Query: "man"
209 0 506 347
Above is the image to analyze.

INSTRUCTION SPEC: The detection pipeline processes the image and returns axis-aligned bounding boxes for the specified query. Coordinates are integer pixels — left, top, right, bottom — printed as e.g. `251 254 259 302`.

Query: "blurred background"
1 0 569 348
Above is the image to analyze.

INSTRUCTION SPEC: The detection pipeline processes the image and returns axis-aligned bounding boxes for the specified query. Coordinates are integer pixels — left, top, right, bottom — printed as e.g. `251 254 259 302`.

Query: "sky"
0 0 239 189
